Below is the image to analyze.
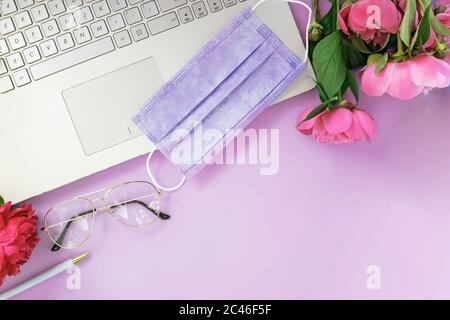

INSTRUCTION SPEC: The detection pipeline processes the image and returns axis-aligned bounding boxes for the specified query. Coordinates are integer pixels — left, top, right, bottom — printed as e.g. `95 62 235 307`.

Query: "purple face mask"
133 0 311 191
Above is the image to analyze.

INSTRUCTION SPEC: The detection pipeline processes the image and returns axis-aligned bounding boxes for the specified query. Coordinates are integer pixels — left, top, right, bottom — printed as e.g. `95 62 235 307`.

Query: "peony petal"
311 117 328 141
361 62 396 96
387 61 424 99
338 5 351 35
410 55 450 88
322 108 353 134
437 8 450 27
0 224 19 246
348 0 401 33
354 109 376 140
0 202 12 218
296 108 318 135
346 112 368 141
335 133 354 144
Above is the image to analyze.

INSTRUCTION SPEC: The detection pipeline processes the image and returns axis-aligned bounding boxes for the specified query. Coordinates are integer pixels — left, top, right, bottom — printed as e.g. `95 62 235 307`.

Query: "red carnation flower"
0 201 40 286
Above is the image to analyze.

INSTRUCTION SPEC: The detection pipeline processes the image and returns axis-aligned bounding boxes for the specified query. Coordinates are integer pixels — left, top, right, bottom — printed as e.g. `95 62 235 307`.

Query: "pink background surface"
3 5 450 299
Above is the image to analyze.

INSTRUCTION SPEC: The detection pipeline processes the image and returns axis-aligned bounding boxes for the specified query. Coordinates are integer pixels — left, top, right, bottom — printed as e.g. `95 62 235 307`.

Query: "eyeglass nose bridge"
90 198 115 214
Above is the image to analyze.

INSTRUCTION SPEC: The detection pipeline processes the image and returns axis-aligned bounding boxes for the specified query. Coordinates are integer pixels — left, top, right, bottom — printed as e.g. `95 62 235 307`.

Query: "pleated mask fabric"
133 4 308 191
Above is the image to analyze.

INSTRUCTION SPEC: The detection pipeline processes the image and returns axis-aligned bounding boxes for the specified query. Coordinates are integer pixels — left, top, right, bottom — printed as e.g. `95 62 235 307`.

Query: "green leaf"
320 8 333 35
297 102 329 125
0 195 4 206
346 70 359 102
410 5 431 53
399 0 417 46
350 34 373 54
418 0 432 13
350 33 392 54
320 0 340 35
430 10 450 36
312 31 347 98
342 38 367 69
340 76 349 94
375 52 389 74
315 80 330 102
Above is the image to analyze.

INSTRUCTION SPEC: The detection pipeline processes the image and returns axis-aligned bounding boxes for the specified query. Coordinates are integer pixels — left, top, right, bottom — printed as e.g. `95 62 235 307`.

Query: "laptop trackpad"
63 57 164 155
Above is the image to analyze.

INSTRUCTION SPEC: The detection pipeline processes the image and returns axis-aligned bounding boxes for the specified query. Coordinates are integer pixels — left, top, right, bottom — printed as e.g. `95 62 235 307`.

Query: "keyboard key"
107 0 127 12
124 7 141 25
6 52 24 70
0 17 16 35
56 32 75 50
17 0 34 9
47 0 66 15
0 0 18 15
14 11 32 29
113 29 131 47
0 76 14 93
157 0 186 12
59 13 77 30
30 37 115 80
206 0 222 12
147 12 179 35
30 4 49 22
141 1 158 18
73 26 91 44
129 0 143 4
0 38 10 55
74 6 94 24
178 6 193 24
192 1 207 18
40 39 58 57
8 32 26 50
92 0 110 18
24 25 43 43
90 19 108 37
107 13 125 31
0 59 7 74
65 0 83 9
12 68 30 86
130 23 148 41
23 45 41 63
42 19 60 37
222 0 236 7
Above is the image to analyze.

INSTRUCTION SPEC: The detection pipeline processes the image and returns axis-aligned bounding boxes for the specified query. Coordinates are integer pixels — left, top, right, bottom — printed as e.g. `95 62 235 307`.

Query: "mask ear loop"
146 149 187 192
252 0 312 64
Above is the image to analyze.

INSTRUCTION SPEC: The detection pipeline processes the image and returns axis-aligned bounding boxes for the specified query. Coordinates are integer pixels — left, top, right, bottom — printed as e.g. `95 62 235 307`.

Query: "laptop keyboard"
0 0 244 94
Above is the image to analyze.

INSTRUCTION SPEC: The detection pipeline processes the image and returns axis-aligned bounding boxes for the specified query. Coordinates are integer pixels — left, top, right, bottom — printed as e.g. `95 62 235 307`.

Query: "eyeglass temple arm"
48 200 170 252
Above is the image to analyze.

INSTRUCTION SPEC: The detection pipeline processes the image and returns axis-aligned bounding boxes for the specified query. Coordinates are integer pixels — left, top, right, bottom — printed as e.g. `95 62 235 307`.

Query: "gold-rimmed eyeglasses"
41 181 169 252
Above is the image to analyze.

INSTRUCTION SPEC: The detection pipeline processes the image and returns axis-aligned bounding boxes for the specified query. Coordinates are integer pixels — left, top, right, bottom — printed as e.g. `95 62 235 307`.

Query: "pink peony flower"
339 0 402 45
0 202 40 286
361 54 450 100
297 107 376 144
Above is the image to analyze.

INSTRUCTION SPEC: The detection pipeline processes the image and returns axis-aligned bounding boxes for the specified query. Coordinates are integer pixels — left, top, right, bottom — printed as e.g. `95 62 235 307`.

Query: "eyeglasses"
41 181 169 252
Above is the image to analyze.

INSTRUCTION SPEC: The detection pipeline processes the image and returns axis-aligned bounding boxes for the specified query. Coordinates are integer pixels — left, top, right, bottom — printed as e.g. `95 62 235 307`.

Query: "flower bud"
308 22 324 42
435 6 447 15
435 39 449 59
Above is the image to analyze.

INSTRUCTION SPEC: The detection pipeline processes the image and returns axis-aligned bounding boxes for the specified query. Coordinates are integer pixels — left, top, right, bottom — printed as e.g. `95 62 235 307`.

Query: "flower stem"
395 33 404 56
312 0 320 23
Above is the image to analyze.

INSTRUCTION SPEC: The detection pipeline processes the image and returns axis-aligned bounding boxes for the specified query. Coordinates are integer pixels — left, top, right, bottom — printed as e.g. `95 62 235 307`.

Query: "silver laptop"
0 0 315 203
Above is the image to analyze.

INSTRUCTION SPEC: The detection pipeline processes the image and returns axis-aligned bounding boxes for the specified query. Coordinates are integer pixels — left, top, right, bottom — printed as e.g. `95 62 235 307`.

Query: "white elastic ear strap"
146 149 186 192
252 0 312 64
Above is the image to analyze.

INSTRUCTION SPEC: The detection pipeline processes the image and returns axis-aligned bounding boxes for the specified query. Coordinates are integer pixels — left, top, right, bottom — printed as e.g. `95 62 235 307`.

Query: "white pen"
0 253 89 300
